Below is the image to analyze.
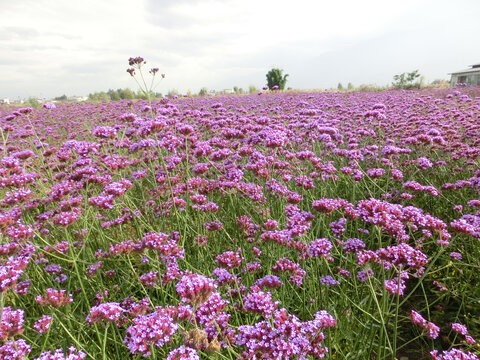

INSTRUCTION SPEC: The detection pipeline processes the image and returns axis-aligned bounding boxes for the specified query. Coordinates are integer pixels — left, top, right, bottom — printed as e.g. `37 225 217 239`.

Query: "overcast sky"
1 0 479 99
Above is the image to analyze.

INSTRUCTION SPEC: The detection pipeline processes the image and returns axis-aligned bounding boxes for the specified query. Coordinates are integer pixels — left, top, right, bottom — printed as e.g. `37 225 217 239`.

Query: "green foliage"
356 84 389 92
248 85 258 94
54 94 68 101
88 91 110 102
347 82 354 90
24 96 41 109
167 89 179 98
198 87 208 96
337 82 344 90
266 68 289 90
392 70 422 89
233 86 245 95
87 88 160 102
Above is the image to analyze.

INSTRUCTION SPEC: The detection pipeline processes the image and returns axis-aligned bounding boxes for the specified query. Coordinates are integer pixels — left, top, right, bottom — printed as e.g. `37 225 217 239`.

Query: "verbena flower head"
243 290 279 318
86 302 125 325
33 346 86 360
430 348 479 360
36 288 73 307
124 308 178 356
0 307 25 340
0 338 31 360
175 271 217 306
166 346 199 360
33 315 52 334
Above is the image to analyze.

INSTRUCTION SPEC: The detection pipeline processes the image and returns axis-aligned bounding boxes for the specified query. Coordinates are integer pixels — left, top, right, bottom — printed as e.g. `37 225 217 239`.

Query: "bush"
266 68 289 90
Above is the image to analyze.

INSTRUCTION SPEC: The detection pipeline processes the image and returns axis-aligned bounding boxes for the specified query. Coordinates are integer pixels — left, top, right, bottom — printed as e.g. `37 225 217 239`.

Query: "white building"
449 63 480 87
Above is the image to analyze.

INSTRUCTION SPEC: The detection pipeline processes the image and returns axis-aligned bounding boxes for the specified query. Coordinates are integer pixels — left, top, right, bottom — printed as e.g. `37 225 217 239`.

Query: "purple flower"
124 308 178 356
175 271 217 305
243 290 279 318
430 348 479 360
320 275 340 286
33 346 86 360
34 315 52 334
166 346 199 360
0 339 31 360
86 302 125 325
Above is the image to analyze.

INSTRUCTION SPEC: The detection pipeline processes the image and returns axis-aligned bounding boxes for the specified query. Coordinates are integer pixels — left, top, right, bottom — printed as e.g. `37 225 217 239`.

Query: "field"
1 87 480 359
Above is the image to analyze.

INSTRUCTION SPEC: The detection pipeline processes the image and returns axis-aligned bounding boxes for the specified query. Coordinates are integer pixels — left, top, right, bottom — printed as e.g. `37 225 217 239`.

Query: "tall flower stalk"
126 56 165 107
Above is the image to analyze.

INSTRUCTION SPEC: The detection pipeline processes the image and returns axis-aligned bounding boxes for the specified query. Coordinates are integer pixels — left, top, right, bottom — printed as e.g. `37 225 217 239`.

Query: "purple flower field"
1 87 480 359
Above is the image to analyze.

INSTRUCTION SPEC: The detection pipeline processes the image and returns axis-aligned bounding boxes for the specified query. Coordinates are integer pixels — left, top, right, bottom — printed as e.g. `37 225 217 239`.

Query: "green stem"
102 323 109 360
392 270 401 359
367 276 392 357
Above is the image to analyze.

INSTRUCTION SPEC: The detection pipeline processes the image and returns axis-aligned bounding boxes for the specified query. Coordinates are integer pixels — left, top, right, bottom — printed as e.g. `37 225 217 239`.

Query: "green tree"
107 89 121 101
266 68 289 90
347 82 354 91
167 89 179 98
198 87 208 97
248 85 258 94
337 82 344 90
54 94 68 101
233 86 245 95
25 97 40 109
119 88 135 99
88 91 110 102
392 70 421 89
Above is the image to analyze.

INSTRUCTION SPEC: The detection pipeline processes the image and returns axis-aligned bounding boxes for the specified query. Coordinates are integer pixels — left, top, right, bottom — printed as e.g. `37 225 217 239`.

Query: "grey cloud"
144 0 237 29
0 26 39 40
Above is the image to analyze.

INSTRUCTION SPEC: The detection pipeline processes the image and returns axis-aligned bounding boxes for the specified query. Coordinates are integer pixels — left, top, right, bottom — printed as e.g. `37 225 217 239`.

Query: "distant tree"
266 68 289 90
347 82 354 91
167 89 179 98
25 97 40 109
248 85 258 94
198 87 208 96
54 94 68 101
88 91 110 102
118 88 135 100
392 70 422 89
107 89 121 101
337 82 344 90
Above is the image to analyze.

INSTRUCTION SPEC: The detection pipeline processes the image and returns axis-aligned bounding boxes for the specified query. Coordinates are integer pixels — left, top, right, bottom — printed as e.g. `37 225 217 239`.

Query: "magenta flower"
175 271 217 305
33 346 86 360
124 309 178 356
36 288 73 307
166 346 199 360
33 315 52 334
86 302 125 325
0 307 25 340
0 338 31 360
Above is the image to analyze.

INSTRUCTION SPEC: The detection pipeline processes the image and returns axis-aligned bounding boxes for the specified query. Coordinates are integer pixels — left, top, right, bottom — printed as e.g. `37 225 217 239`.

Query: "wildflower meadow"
0 59 480 359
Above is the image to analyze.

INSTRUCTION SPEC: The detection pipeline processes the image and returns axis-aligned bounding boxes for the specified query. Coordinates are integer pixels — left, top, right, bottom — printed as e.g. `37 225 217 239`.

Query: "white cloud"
0 0 479 98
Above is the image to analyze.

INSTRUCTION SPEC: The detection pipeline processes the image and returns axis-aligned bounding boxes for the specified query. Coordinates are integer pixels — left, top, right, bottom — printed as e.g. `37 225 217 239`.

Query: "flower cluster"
175 272 217 305
36 288 73 307
86 302 125 325
124 308 178 356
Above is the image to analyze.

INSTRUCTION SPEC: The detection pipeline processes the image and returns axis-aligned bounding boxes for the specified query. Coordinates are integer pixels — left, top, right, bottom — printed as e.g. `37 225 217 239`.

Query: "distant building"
0 98 9 104
449 63 480 87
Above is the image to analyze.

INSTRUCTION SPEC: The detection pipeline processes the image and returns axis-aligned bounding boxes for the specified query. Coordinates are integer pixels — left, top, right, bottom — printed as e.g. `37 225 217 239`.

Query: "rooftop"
449 63 480 75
